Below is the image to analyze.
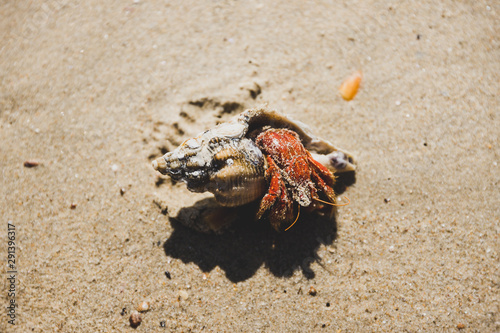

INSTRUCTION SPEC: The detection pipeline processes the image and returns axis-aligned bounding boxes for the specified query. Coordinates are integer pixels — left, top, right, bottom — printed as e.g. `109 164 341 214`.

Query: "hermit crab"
152 106 356 232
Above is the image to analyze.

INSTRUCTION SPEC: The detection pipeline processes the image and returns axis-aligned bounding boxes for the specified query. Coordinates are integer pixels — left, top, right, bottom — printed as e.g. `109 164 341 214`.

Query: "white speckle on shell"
226 158 234 166
213 122 246 138
184 138 201 149
188 154 207 167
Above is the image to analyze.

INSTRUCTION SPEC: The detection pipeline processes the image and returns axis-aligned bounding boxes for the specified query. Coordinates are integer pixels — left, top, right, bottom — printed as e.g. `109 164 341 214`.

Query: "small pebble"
24 160 40 168
70 203 77 209
129 310 142 328
178 290 189 300
384 198 391 203
120 308 127 316
165 271 171 279
120 188 126 196
111 164 119 172
308 286 317 296
339 70 362 101
457 323 465 329
137 301 150 312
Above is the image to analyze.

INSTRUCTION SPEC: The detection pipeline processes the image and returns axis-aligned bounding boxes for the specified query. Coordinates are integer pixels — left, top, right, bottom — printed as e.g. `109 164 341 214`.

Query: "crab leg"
310 167 336 204
257 157 294 230
268 180 294 231
257 156 282 219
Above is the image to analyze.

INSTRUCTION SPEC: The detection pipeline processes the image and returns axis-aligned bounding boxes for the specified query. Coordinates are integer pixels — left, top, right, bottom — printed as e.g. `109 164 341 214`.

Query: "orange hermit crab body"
256 129 339 231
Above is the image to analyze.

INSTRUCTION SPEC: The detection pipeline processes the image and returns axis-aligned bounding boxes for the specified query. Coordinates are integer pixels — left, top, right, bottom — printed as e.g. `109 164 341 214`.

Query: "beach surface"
1 1 498 331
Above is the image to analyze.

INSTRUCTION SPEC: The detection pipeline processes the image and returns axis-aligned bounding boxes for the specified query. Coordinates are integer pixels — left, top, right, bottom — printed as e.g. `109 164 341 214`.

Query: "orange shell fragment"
339 70 362 101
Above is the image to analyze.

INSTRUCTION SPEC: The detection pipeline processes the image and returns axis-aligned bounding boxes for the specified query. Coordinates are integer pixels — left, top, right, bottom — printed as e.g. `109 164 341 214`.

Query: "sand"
1 0 498 332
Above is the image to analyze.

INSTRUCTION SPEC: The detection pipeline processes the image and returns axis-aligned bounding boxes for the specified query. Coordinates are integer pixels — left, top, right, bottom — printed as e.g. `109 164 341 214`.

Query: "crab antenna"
314 196 351 207
285 205 301 232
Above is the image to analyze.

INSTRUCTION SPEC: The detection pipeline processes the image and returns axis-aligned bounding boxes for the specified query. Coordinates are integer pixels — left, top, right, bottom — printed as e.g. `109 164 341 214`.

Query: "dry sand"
1 0 499 332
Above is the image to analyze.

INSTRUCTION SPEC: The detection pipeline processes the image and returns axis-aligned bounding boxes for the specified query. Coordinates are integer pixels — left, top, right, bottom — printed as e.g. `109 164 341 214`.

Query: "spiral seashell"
153 131 266 206
205 147 267 207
